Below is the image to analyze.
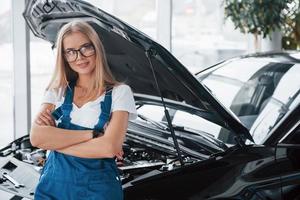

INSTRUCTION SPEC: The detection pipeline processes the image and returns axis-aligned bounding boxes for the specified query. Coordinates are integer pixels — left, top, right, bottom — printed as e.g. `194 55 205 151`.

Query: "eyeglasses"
64 43 95 62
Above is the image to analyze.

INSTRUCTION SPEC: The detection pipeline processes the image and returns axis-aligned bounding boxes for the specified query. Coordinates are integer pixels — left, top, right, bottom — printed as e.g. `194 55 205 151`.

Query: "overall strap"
94 87 113 132
52 82 75 128
51 107 62 121
51 83 75 121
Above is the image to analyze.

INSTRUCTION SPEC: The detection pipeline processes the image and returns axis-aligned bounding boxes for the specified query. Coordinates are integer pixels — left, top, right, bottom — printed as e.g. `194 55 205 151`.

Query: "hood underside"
23 0 253 143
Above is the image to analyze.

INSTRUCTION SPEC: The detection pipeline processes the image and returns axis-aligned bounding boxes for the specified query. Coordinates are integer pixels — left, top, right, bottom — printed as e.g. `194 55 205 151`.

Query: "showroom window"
0 0 13 147
172 0 247 72
84 0 157 39
30 35 55 123
85 0 248 73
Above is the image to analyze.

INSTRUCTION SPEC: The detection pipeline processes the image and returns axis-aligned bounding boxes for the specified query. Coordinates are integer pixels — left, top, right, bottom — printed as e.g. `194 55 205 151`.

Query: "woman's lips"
77 61 89 68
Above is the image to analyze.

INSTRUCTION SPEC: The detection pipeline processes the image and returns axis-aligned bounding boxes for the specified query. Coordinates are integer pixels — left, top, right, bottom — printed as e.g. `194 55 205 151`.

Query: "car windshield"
197 57 300 144
135 103 231 146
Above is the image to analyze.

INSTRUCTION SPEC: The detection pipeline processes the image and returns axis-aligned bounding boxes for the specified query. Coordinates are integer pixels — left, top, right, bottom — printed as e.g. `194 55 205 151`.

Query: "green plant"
223 0 294 49
281 1 300 49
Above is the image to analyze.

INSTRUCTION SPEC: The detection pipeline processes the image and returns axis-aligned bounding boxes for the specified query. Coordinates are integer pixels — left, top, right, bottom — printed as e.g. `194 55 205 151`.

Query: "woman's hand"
115 149 124 160
115 149 124 166
35 108 56 127
55 111 129 158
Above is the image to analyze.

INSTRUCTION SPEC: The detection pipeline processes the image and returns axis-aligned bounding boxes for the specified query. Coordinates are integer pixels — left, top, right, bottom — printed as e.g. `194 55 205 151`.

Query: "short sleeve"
42 88 63 105
112 84 137 120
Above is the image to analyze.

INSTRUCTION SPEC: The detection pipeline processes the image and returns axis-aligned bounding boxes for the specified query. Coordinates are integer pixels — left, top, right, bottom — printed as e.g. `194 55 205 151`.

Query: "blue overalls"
34 83 123 200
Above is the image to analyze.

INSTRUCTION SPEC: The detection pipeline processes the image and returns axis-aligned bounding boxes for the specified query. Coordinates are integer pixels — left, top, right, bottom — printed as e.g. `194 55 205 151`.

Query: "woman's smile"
76 61 90 68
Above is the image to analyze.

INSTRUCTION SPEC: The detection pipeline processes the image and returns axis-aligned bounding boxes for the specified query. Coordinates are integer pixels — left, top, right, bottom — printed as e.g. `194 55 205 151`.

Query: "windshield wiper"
138 113 212 136
138 114 169 131
171 125 215 138
138 115 215 139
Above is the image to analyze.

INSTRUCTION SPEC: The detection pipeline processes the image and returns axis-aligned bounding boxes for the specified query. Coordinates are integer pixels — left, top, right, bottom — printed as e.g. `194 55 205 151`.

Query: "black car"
0 0 299 199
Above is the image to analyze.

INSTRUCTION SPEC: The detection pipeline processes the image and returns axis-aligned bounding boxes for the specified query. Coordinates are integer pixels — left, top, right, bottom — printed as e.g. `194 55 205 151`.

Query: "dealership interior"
2 0 287 147
0 0 299 199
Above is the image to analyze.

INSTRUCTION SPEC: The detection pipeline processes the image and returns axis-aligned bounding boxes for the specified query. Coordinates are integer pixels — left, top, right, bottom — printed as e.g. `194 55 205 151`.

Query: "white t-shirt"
42 84 137 128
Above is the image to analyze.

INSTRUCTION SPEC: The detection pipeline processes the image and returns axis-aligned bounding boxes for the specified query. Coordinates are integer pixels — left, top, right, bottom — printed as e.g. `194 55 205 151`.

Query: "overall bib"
34 83 123 200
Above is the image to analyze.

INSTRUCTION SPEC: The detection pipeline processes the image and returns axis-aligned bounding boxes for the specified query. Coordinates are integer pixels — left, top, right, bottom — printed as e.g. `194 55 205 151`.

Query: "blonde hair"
47 20 118 99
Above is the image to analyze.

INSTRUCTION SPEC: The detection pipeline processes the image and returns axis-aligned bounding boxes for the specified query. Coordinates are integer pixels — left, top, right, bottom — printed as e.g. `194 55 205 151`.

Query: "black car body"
0 0 299 199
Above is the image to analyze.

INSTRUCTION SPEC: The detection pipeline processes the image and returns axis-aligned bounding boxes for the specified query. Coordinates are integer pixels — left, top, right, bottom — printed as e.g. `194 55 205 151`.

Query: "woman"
30 20 137 200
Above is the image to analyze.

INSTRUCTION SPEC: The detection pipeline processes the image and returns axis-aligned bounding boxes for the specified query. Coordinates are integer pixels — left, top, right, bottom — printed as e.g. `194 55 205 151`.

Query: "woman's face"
63 31 96 76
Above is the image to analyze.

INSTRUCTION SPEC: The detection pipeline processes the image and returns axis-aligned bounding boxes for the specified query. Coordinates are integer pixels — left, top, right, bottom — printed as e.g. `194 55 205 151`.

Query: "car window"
199 59 270 108
137 104 165 121
250 70 300 144
198 58 300 144
136 104 228 142
172 110 222 139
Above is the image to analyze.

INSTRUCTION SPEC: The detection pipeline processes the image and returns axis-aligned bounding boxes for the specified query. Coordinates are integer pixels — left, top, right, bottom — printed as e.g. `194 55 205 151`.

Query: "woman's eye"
66 50 75 55
81 47 87 52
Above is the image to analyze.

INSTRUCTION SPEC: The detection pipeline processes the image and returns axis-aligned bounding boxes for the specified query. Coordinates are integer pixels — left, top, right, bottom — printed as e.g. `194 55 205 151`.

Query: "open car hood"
23 0 253 143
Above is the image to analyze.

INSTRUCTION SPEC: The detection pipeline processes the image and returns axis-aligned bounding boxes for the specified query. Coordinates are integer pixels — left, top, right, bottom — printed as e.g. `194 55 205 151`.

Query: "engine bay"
0 135 200 198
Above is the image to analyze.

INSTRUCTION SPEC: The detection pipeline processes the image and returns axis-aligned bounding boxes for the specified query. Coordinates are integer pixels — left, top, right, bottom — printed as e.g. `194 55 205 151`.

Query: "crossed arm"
30 103 128 159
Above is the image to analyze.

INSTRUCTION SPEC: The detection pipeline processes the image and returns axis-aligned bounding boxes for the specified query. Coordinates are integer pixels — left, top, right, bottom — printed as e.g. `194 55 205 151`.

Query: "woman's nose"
77 51 84 60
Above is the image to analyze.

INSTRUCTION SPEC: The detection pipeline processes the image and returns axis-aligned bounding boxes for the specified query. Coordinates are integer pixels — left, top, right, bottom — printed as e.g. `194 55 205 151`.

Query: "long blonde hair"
47 20 118 98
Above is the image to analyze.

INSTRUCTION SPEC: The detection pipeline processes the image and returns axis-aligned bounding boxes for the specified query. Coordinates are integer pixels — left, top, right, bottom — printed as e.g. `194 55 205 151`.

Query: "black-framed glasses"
64 43 95 62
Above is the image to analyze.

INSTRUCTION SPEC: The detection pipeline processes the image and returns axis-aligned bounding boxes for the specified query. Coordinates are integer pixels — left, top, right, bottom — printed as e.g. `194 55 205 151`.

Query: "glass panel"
137 104 225 140
201 59 272 108
84 0 157 39
137 104 165 121
198 59 300 144
172 110 222 139
172 0 247 73
0 0 13 147
250 66 300 144
30 35 55 122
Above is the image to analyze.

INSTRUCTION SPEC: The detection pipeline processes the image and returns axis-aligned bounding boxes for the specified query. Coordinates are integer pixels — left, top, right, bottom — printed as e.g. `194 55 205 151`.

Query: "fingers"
115 150 124 166
103 122 108 131
115 150 124 160
119 149 124 156
35 109 55 126
44 109 55 126
35 114 45 125
116 154 123 160
37 115 50 126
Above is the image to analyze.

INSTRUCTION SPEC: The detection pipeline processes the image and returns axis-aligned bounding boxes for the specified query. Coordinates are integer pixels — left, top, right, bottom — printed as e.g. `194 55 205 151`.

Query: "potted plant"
223 0 294 51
